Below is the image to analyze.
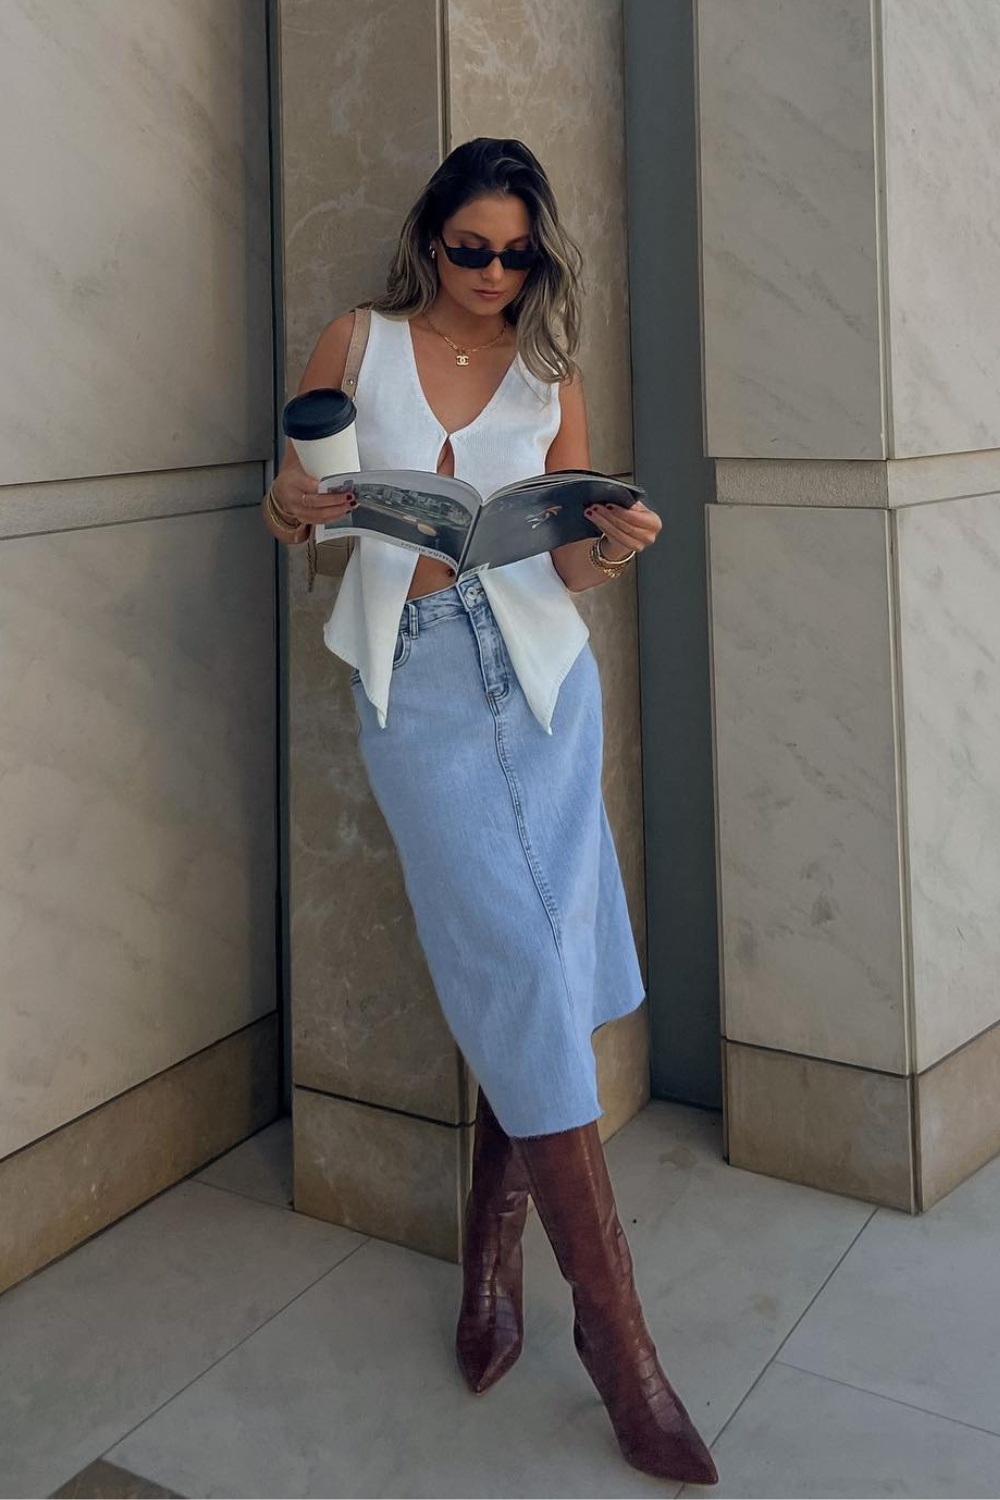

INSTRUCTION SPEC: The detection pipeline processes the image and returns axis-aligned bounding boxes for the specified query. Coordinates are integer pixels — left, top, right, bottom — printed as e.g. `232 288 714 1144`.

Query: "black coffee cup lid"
282 388 356 441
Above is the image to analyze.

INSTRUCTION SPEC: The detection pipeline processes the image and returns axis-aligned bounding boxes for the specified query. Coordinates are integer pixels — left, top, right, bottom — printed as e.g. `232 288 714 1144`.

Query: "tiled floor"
3 1103 1000 1499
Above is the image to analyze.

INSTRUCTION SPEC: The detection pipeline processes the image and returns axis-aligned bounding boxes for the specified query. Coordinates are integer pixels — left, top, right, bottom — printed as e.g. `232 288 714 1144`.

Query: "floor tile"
683 1363 1000 1498
107 1102 871 1499
597 1103 873 1440
780 1152 1000 1434
108 1234 674 1500
51 1457 183 1497
194 1118 293 1209
0 1181 363 1500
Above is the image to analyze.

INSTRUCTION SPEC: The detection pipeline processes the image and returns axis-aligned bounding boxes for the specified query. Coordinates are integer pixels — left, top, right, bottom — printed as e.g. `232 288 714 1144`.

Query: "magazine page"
315 470 484 570
460 472 644 574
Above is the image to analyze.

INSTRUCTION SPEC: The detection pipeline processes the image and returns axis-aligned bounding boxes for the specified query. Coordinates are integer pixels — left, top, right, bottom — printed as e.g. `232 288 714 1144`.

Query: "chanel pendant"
456 352 470 366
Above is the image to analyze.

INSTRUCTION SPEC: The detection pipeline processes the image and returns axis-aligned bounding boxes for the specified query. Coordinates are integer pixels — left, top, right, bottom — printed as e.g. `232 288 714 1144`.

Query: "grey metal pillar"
625 0 721 1107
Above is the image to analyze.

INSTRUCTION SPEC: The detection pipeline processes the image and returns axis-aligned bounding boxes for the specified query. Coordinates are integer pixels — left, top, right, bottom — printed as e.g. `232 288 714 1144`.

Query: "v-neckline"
404 316 520 438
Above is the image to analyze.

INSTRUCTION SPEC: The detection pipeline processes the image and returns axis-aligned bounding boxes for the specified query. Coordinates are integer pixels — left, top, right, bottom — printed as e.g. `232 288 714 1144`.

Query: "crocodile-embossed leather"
455 1090 530 1394
517 1123 718 1486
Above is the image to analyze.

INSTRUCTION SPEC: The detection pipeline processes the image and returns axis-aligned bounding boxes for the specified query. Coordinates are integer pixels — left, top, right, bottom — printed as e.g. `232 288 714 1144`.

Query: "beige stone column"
699 0 1000 1209
279 0 648 1260
0 0 277 1294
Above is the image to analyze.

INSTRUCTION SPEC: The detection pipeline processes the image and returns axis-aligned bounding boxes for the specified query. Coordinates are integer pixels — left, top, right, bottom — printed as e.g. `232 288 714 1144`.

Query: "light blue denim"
349 573 646 1138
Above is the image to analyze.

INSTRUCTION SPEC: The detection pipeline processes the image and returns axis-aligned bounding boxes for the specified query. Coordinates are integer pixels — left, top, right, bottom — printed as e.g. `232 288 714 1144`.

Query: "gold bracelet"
589 536 636 578
266 498 305 539
267 484 304 530
265 487 309 542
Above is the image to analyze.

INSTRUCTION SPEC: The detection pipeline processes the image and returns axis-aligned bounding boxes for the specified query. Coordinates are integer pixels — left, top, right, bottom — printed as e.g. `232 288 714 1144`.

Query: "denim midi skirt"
349 573 646 1138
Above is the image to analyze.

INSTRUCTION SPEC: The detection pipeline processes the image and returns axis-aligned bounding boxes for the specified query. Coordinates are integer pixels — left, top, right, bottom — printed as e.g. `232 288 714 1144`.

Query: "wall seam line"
883 508 916 1091
266 0 291 1114
691 0 711 460
1 491 270 545
437 0 451 158
871 0 895 460
726 1035 910 1083
294 1082 467 1131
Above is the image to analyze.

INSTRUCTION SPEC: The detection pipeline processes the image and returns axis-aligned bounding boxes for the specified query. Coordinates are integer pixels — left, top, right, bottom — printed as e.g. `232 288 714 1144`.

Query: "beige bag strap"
342 304 371 396
307 306 372 591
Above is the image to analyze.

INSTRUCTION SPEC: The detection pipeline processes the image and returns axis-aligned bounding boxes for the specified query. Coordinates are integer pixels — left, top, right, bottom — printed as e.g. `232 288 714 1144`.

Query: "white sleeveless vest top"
323 311 590 733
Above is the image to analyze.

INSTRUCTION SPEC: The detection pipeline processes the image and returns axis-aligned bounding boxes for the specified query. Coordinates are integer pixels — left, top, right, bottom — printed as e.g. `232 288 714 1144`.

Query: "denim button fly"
460 579 485 606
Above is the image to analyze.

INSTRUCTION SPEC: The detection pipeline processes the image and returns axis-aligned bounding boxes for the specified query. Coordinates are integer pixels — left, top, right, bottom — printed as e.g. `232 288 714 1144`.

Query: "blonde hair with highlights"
371 138 583 384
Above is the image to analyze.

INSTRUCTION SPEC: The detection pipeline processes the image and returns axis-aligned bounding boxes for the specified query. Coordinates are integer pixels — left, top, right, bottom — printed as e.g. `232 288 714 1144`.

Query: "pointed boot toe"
456 1317 523 1394
676 1448 719 1488
577 1323 719 1486
601 1342 718 1485
626 1448 718 1488
618 1418 719 1486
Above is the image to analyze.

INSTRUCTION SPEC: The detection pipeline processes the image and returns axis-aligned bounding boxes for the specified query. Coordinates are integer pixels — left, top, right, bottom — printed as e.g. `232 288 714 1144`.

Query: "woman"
263 138 717 1489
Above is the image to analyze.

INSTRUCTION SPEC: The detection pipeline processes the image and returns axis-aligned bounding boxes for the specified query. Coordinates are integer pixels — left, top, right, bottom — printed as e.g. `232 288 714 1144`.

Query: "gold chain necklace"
423 314 507 367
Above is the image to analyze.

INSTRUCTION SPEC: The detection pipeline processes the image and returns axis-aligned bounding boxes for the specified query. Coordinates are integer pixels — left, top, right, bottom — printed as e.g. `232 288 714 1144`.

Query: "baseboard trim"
0 1014 279 1296
724 1039 916 1212
724 1027 1000 1213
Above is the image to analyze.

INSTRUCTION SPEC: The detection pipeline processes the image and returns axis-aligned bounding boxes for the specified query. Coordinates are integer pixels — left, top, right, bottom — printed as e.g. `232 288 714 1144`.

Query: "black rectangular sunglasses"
441 241 537 271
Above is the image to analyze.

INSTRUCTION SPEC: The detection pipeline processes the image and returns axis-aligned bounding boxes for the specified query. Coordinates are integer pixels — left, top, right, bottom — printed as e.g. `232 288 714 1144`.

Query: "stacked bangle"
265 485 309 542
589 535 636 578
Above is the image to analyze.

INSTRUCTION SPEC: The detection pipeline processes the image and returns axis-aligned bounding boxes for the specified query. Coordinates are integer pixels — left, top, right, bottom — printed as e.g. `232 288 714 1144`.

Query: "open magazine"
314 469 645 577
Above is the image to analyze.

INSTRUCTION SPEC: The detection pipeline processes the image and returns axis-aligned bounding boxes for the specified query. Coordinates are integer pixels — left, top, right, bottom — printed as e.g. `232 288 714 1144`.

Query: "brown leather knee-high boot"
516 1122 718 1486
456 1089 530 1394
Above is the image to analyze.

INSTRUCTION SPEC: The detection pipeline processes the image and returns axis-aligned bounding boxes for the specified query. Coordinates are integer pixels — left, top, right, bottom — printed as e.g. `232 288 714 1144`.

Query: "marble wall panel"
714 453 1000 512
916 1018 1000 1210
0 508 277 1158
278 0 442 387
715 459 890 511
895 492 1000 1068
726 1040 915 1211
0 464 266 542
882 0 1000 458
709 504 907 1071
697 0 884 459
594 1003 651 1141
0 0 272 486
287 550 465 1123
294 1087 469 1262
886 451 1000 512
447 0 633 477
278 0 467 1124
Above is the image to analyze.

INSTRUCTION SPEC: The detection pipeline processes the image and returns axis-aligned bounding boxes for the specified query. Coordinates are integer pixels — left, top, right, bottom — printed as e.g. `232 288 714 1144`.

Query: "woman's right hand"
271 460 357 527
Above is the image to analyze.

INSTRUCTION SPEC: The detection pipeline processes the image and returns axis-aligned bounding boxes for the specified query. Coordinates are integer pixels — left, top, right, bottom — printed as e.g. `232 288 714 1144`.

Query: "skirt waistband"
398 574 489 638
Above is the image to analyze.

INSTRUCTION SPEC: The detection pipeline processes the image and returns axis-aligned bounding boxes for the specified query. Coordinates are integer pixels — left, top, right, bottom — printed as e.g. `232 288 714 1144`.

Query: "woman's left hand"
585 500 662 561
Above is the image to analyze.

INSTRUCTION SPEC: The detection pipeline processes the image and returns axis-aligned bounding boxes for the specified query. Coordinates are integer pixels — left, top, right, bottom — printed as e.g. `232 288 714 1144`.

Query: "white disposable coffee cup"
282 388 360 480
